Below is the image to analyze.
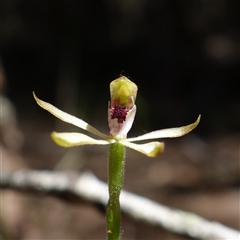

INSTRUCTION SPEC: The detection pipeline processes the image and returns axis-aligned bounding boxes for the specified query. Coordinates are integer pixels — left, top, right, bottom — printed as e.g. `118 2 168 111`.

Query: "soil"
1 115 239 240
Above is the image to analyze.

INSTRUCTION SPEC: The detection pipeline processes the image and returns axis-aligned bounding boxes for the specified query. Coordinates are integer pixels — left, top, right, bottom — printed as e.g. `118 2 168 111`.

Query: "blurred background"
1 0 239 239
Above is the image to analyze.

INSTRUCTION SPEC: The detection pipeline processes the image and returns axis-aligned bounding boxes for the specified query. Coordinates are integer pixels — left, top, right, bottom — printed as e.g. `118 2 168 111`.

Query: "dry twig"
1 169 239 240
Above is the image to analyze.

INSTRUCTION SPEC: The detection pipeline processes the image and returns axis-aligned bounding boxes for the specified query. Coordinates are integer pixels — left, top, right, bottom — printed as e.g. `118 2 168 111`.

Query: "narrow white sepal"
127 115 201 142
33 92 110 140
120 140 164 157
51 132 113 147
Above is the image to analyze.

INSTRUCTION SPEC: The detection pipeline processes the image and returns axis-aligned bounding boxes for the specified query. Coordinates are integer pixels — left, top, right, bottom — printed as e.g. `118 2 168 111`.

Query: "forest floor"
1 110 239 240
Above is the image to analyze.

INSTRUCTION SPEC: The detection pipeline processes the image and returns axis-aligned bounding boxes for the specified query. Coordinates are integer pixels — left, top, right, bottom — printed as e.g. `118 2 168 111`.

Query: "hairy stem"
107 142 125 240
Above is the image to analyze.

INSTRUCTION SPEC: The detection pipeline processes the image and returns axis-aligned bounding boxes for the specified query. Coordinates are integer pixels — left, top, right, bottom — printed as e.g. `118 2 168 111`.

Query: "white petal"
108 105 136 139
51 132 113 147
120 140 164 157
33 92 109 140
127 115 201 142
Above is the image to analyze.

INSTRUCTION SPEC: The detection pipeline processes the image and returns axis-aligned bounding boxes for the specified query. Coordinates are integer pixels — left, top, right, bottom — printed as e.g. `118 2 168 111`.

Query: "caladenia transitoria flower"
33 75 200 240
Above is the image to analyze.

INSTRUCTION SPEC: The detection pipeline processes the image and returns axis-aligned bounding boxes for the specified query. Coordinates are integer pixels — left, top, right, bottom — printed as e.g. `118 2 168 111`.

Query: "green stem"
107 142 125 240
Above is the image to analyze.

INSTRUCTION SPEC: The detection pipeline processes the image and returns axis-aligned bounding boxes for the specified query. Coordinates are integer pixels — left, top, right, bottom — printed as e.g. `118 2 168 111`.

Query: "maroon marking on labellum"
111 105 129 123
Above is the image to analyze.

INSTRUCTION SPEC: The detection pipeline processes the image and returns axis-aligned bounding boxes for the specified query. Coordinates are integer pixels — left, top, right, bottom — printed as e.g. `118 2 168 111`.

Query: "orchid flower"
33 76 200 240
33 76 200 158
